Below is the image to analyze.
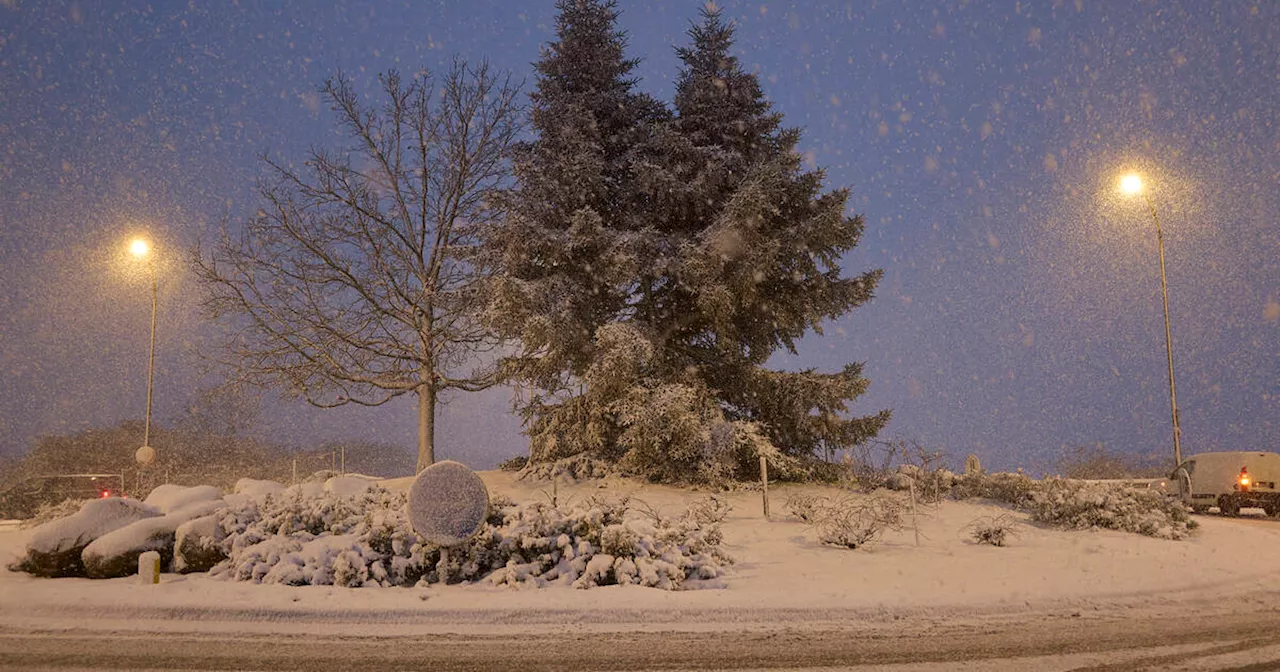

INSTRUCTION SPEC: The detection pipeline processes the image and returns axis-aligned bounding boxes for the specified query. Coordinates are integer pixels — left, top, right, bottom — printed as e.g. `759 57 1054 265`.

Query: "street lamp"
130 238 159 468
1117 173 1183 468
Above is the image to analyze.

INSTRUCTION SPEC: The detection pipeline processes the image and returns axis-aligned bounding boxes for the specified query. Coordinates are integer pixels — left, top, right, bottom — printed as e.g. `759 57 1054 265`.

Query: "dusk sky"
1 1 1277 473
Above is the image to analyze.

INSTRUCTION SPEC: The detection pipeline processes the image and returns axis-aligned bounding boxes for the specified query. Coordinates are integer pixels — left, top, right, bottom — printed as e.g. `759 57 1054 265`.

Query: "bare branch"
193 61 525 421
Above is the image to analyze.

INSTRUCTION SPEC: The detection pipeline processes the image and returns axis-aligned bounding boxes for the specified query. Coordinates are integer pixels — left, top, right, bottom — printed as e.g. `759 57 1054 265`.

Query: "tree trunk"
417 381 436 473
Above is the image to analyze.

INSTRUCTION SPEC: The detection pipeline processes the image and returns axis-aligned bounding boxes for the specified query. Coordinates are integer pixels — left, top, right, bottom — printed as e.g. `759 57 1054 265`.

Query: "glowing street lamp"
1117 173 1183 467
1118 173 1144 196
129 237 159 468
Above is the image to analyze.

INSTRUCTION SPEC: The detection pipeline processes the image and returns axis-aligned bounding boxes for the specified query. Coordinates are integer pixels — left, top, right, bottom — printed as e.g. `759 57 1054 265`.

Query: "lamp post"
130 238 159 469
1118 173 1183 468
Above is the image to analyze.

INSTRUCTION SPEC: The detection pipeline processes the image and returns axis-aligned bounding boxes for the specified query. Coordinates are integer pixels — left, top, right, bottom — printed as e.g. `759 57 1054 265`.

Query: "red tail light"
100 490 111 498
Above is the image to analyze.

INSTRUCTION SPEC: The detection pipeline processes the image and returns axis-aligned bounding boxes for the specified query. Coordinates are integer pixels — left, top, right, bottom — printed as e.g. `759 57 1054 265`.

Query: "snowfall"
2 470 1279 653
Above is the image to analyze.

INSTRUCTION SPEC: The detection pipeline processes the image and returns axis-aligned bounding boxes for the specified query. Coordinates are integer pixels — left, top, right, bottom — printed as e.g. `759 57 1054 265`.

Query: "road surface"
3 607 1280 671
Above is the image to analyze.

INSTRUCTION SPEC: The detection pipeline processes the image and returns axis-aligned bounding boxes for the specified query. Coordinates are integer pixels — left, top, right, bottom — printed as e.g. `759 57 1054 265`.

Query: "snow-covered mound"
323 475 379 498
233 478 287 502
82 499 226 579
173 514 226 573
144 484 223 514
9 498 160 577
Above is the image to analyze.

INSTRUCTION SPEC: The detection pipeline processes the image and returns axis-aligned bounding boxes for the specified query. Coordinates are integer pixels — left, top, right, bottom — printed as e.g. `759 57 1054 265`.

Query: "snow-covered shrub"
965 514 1019 547
786 493 832 523
791 493 905 549
174 514 227 573
520 324 801 487
519 453 617 483
19 498 87 530
476 493 734 589
950 472 1038 507
614 383 725 484
818 495 905 549
1027 479 1197 540
498 455 528 472
207 486 731 590
685 494 731 525
886 465 957 503
614 382 797 487
951 473 1196 541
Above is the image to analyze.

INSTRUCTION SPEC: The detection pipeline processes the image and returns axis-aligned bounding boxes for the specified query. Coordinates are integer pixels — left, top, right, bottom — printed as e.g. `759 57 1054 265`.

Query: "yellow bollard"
138 550 161 585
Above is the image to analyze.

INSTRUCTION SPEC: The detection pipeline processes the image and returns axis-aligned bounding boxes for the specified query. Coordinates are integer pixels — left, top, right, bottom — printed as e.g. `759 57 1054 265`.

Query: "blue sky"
1 1 1277 473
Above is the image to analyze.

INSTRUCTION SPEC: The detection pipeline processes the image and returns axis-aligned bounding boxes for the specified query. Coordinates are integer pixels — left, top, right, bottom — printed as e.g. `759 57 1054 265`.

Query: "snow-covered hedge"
950 472 1037 507
1027 478 1197 540
208 486 732 590
949 472 1196 539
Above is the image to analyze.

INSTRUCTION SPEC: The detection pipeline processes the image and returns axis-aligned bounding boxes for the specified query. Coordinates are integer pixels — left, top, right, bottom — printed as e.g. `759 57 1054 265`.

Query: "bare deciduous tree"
194 59 521 473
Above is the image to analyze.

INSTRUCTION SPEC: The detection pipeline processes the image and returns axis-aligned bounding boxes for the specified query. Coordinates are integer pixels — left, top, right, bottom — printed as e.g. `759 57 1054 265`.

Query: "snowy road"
3 608 1280 671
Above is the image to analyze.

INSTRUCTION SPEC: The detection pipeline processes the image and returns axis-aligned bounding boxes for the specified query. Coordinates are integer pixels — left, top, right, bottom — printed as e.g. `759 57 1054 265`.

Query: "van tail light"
100 490 111 498
1239 467 1251 491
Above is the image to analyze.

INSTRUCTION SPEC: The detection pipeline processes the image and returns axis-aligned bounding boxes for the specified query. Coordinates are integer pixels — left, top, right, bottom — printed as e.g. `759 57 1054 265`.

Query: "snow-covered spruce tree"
655 7 889 472
488 4 887 483
484 0 671 463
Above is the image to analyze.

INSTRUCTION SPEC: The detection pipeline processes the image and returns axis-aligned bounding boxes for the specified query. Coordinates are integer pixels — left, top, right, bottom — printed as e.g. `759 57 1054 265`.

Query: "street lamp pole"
129 238 159 468
144 253 158 450
1145 193 1183 468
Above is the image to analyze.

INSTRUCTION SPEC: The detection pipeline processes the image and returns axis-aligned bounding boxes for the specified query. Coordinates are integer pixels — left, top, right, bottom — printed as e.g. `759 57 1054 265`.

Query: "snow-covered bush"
613 383 729 484
498 455 528 472
886 464 958 503
1027 479 1197 540
789 492 905 550
952 473 1196 540
520 324 803 487
614 381 800 486
19 498 87 530
965 514 1019 547
519 453 617 483
950 472 1038 507
816 494 905 549
786 493 832 523
174 514 227 573
484 495 730 589
82 498 226 579
684 494 731 526
207 486 731 590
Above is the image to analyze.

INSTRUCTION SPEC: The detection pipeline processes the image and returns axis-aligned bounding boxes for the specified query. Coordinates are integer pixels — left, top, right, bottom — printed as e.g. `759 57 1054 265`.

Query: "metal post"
1147 195 1182 468
143 260 158 450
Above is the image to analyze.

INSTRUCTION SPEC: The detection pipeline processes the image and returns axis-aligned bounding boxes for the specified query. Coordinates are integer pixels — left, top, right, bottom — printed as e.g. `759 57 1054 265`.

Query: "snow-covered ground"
2 471 1279 637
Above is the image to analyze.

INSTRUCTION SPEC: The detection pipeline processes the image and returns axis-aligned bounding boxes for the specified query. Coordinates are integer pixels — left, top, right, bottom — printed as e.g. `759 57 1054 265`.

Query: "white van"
1171 451 1280 516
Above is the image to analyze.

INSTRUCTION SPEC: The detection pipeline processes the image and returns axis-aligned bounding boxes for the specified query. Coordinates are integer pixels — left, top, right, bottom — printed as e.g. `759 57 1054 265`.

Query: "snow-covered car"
0 474 125 520
1171 452 1280 516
